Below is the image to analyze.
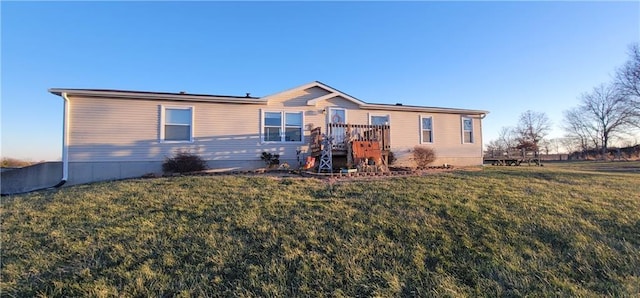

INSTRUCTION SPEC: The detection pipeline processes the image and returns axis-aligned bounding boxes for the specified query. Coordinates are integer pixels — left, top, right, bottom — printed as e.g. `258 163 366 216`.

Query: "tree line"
487 44 640 159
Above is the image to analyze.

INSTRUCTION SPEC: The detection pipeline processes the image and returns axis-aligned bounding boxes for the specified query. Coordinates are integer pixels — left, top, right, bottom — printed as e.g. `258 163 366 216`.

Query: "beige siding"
69 96 307 163
310 106 484 166
68 90 484 167
385 112 484 166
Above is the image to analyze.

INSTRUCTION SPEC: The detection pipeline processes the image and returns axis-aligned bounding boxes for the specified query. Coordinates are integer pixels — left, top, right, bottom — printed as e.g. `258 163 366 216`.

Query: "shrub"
387 151 397 165
413 146 436 169
162 151 207 173
260 152 280 168
1 157 34 168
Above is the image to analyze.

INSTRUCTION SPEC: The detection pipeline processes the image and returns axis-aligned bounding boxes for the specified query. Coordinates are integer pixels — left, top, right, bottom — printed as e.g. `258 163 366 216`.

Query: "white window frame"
420 115 434 144
263 111 283 143
261 110 304 144
462 116 474 144
160 105 194 143
368 113 390 126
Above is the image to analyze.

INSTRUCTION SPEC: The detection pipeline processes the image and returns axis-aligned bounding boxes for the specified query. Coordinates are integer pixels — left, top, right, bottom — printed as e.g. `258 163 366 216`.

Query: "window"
162 106 193 142
329 108 346 124
421 116 433 143
370 114 390 126
328 108 347 144
264 112 282 142
285 112 302 142
262 111 303 143
462 117 473 143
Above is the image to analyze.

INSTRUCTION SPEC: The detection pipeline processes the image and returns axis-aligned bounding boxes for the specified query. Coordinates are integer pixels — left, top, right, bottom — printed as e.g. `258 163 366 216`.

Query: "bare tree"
515 110 552 151
578 83 636 158
537 138 563 156
559 137 584 157
485 126 518 157
616 44 640 129
548 138 563 155
616 44 640 102
563 107 599 153
497 126 518 150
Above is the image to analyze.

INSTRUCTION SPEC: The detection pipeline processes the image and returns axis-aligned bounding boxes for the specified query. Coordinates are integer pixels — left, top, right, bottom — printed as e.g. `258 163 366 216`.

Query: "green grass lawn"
2 163 639 296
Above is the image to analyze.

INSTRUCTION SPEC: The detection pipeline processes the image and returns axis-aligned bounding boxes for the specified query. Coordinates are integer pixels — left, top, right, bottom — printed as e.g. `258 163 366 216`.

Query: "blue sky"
2 1 638 161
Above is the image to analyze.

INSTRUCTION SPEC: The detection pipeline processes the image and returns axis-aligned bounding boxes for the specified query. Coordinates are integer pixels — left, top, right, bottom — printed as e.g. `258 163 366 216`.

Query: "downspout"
479 113 487 164
53 92 70 187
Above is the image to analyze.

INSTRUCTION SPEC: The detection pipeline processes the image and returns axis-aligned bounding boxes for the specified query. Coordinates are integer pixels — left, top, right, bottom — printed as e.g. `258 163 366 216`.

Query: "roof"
261 81 488 115
48 88 266 104
360 102 489 115
49 83 489 115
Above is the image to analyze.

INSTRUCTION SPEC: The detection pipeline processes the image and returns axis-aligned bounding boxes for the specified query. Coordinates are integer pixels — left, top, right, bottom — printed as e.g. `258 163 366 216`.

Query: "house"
49 81 488 185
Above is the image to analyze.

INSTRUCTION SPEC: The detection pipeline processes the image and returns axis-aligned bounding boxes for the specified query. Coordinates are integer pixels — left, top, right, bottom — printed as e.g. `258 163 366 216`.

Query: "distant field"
544 160 640 173
2 162 639 296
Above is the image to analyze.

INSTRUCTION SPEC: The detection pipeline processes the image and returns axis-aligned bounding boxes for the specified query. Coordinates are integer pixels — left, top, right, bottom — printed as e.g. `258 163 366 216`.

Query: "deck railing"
311 123 391 153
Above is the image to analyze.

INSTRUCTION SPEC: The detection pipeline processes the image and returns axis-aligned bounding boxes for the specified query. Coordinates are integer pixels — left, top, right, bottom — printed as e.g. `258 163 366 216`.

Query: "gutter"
48 88 267 104
52 92 69 188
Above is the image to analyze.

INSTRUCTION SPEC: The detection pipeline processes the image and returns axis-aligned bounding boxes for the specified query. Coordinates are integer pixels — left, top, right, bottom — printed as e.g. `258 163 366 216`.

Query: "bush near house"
413 146 436 168
162 151 207 173
260 152 280 168
1 157 36 168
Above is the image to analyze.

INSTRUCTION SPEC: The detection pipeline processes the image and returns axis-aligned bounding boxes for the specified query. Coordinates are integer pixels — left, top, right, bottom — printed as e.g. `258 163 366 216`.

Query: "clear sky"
2 1 638 161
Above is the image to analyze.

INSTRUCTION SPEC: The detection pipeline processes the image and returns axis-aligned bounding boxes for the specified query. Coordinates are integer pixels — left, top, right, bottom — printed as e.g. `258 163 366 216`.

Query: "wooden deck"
310 123 391 156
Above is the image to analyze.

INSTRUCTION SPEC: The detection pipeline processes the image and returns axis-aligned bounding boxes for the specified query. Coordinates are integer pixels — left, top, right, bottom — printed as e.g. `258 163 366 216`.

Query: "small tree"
413 146 436 169
162 151 207 173
515 110 551 152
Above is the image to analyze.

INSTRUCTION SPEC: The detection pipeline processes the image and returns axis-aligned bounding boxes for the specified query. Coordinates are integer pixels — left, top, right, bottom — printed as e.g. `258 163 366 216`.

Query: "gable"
262 81 366 108
266 86 332 107
319 96 362 110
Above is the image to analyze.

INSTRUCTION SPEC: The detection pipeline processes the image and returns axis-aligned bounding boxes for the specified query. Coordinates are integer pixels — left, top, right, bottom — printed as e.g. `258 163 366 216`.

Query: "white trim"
420 115 434 144
368 112 390 126
260 110 305 144
461 116 474 144
160 105 194 143
262 111 283 143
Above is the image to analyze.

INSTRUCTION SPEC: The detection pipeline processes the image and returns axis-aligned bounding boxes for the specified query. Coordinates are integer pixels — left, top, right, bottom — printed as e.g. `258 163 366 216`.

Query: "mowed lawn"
2 163 639 296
